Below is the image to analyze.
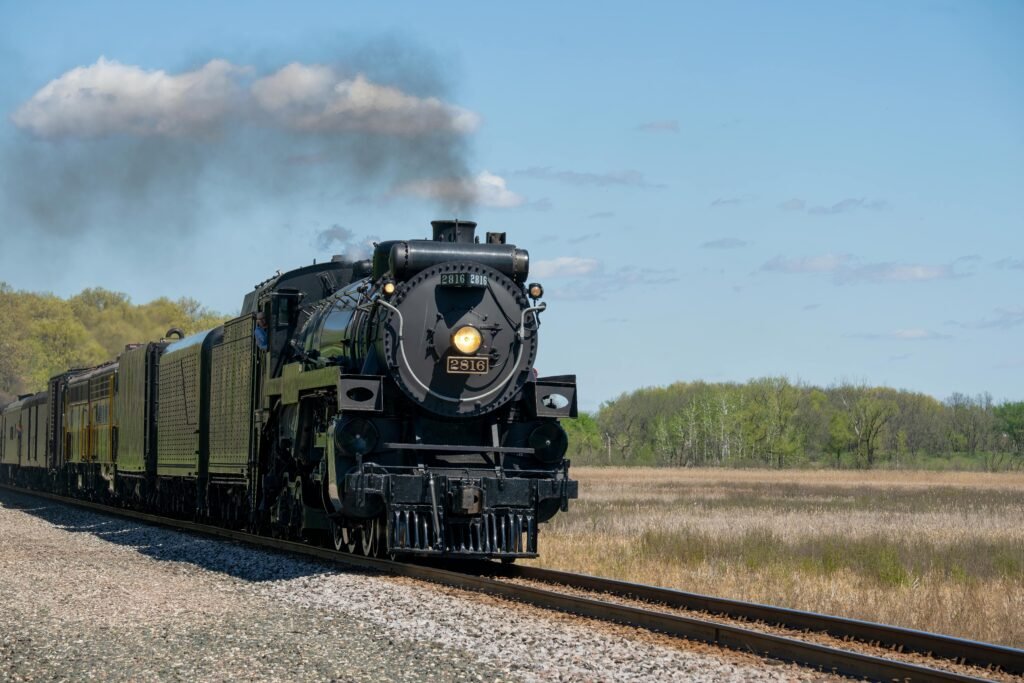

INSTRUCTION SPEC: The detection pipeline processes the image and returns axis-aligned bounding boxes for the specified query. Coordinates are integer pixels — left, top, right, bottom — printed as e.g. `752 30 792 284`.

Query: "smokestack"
431 219 477 243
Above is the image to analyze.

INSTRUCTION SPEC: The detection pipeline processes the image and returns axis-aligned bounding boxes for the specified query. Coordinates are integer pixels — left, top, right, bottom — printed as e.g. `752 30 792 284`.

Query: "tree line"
565 378 1024 470
0 283 228 405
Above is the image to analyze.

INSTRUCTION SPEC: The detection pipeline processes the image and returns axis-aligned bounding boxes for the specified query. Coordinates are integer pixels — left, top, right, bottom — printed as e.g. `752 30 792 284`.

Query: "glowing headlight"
382 282 396 295
528 282 544 299
452 325 483 354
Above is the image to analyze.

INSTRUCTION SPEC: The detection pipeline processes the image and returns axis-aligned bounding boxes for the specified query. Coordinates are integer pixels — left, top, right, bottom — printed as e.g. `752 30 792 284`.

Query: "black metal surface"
383 442 534 454
389 240 529 282
0 484 1007 683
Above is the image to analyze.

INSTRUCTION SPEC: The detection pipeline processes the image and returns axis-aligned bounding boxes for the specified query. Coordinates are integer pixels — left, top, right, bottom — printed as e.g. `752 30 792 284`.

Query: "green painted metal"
115 345 150 474
208 316 255 477
157 338 204 476
264 362 340 406
0 401 18 466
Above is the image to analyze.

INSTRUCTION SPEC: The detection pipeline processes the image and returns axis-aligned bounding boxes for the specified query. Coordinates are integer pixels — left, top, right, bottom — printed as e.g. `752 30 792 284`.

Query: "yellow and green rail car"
1 393 49 487
64 363 118 495
112 342 167 505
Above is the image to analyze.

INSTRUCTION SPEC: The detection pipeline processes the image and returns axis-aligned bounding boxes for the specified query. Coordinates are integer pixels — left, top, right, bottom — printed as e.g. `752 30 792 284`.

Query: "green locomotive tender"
0 220 578 560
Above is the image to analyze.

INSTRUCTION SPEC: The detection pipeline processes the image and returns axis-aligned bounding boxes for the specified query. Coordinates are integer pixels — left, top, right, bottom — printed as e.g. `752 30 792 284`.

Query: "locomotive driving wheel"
360 517 386 558
330 520 360 554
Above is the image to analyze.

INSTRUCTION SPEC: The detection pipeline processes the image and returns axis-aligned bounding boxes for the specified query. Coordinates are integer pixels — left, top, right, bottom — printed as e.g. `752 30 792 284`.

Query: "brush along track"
2 484 1019 682
461 562 1023 682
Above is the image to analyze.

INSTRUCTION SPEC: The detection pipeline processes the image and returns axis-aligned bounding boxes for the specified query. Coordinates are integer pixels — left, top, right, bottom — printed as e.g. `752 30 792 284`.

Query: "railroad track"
2 484 1020 682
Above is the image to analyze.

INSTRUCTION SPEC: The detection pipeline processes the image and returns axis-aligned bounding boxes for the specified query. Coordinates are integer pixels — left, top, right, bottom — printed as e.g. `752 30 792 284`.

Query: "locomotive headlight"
452 325 483 354
382 282 396 296
528 282 544 299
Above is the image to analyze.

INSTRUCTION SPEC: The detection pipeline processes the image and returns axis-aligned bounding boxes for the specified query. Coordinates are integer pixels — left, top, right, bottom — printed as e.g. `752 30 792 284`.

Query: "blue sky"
0 1 1021 410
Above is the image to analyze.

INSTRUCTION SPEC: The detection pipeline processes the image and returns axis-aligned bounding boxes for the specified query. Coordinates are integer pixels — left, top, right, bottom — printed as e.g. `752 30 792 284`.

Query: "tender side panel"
0 404 17 466
90 372 115 465
46 377 62 470
66 381 89 464
22 404 32 466
209 316 255 477
157 342 202 477
115 346 149 474
27 397 47 468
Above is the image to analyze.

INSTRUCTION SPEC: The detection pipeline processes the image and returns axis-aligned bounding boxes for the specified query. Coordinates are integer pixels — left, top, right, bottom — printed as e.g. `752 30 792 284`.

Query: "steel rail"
470 562 1024 677
0 485 1011 682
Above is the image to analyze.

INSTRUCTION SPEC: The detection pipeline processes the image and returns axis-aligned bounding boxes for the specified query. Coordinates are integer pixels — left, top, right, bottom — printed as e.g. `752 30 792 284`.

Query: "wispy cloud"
995 257 1024 270
849 329 952 341
836 263 955 284
635 119 678 133
779 197 887 215
587 211 615 219
949 307 1024 331
397 170 524 208
532 257 677 300
567 232 601 244
710 197 744 207
808 198 888 215
509 166 665 189
762 253 853 274
532 256 601 279
525 197 554 211
762 253 960 284
701 237 747 249
802 303 820 311
552 265 678 301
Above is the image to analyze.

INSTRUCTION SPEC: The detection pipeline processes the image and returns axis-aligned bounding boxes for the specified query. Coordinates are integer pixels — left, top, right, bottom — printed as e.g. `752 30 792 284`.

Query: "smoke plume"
4 46 484 239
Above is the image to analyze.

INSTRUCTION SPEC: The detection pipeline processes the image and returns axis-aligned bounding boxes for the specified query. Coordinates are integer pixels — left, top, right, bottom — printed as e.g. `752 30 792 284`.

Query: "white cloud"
532 257 601 279
701 237 747 249
951 307 1024 331
11 57 245 138
635 119 679 133
11 57 481 140
838 263 954 283
763 254 959 284
848 328 952 341
894 329 934 339
762 253 852 274
397 171 524 208
251 64 480 135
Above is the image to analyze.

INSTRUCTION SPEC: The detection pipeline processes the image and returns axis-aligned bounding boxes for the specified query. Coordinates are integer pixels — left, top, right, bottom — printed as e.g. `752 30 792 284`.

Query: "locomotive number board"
447 356 490 374
440 272 489 288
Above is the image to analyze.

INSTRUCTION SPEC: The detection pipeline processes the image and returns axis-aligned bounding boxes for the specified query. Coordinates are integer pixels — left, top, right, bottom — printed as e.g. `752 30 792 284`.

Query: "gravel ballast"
0 490 823 682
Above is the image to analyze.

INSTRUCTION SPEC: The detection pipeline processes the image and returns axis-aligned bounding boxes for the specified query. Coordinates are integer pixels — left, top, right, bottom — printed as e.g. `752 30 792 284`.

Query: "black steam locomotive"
0 220 578 560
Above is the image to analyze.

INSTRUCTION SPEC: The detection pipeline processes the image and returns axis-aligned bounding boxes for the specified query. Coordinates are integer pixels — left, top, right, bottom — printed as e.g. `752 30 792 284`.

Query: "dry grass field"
527 467 1024 647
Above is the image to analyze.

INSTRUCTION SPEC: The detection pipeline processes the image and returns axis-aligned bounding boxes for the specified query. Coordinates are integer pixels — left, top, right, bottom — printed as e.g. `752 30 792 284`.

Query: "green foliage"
0 282 230 400
575 378 1022 469
994 401 1024 456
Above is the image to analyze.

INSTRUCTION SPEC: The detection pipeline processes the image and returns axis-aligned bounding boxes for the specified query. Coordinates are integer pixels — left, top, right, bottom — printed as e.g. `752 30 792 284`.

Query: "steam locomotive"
0 220 578 560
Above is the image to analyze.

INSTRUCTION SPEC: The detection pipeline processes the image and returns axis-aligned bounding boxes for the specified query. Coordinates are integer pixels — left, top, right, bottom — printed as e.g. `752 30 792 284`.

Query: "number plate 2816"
447 357 489 374
440 272 489 288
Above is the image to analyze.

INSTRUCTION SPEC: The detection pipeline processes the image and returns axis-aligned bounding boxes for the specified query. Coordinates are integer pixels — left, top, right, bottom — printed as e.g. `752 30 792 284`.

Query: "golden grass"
528 467 1024 647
